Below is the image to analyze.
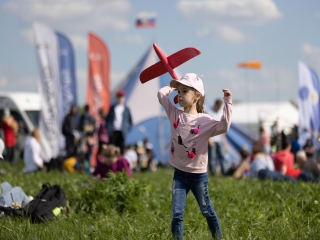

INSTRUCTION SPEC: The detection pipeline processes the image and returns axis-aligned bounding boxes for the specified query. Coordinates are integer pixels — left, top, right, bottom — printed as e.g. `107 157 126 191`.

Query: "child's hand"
222 89 232 98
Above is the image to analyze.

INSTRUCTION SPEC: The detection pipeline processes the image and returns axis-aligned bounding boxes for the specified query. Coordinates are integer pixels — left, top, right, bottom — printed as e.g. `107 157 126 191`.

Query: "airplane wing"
140 61 168 83
167 47 201 69
140 47 201 83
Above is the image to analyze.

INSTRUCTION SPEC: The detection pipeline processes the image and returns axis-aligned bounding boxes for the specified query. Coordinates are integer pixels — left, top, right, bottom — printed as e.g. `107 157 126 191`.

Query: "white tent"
232 101 299 136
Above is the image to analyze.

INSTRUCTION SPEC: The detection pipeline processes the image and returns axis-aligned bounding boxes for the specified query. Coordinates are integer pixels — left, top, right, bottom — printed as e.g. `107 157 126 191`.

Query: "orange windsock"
237 61 261 69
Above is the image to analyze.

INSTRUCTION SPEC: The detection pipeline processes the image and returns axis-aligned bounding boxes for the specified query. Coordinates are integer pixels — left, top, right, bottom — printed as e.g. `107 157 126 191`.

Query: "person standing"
208 99 227 176
62 105 79 156
258 126 271 154
97 108 109 155
106 90 132 154
158 73 233 239
79 104 96 168
1 110 18 163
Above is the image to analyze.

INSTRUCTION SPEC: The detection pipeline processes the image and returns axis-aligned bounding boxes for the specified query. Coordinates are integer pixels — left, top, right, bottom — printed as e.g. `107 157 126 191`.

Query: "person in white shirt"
208 99 227 175
123 145 138 170
23 128 43 173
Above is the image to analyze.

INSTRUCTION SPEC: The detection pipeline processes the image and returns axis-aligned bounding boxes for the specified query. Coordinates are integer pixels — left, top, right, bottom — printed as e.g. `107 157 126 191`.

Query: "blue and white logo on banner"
298 61 320 147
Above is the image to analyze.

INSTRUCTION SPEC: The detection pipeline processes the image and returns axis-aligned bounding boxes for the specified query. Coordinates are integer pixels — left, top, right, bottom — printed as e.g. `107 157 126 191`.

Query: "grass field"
0 162 320 240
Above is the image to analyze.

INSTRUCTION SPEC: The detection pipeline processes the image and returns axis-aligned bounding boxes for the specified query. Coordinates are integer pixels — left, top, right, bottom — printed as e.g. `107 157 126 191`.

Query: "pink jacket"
158 85 232 173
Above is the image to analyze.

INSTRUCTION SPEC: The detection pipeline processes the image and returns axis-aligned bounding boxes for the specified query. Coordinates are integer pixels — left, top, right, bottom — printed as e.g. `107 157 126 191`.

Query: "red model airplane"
140 43 201 103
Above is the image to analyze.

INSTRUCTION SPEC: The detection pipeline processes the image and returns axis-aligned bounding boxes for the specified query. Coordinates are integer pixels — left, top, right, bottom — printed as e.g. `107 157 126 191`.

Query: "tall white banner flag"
33 22 62 162
298 61 320 146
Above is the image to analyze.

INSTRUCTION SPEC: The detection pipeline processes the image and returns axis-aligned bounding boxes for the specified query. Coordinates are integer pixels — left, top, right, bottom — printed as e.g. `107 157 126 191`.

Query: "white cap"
0 138 4 160
170 73 205 96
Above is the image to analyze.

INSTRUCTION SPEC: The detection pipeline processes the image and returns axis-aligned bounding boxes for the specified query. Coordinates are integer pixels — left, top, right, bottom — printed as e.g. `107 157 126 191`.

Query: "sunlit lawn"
0 162 320 240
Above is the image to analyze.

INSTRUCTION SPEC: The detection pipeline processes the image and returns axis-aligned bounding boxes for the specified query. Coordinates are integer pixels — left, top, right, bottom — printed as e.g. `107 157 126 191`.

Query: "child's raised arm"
209 89 233 137
157 85 175 117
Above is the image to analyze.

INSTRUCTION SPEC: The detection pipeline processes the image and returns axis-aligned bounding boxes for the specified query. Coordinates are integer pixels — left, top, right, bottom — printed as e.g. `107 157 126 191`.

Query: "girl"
157 73 232 239
92 144 131 179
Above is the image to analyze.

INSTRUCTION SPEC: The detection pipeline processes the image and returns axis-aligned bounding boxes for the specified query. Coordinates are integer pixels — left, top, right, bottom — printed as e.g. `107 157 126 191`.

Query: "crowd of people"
0 90 319 184
224 126 320 183
0 90 158 178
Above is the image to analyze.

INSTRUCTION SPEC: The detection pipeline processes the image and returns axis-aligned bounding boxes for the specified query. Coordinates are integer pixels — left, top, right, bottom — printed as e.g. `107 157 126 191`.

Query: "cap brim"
170 79 193 89
169 80 180 89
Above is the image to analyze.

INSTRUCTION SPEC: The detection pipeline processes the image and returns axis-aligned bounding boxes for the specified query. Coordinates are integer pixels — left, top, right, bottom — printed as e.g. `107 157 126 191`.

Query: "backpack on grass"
25 184 67 222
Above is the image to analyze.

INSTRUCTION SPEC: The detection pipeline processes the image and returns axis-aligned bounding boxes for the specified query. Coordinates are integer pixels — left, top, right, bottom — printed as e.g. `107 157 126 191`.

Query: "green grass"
0 162 320 240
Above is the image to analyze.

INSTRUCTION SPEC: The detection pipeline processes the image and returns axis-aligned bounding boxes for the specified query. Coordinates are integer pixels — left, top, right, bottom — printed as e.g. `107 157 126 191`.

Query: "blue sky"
0 0 320 106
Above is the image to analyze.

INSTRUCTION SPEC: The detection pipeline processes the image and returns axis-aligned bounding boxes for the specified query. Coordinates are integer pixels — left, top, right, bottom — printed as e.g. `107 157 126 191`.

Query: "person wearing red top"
273 138 318 182
1 111 18 163
92 144 131 179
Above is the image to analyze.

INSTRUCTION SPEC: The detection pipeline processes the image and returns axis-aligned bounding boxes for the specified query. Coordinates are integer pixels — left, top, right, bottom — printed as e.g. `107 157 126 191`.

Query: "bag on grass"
24 183 67 222
0 205 26 217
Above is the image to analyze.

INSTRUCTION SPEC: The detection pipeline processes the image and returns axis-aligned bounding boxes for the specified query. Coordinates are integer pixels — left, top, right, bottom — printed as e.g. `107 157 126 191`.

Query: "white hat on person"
0 138 4 160
170 73 205 96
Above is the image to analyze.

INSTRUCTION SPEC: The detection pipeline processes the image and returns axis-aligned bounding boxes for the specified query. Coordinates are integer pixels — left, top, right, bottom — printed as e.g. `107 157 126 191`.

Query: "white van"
0 92 40 155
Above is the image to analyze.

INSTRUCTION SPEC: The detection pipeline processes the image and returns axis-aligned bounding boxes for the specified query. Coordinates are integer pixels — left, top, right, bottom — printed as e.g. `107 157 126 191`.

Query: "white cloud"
177 0 282 25
3 0 131 34
20 29 34 45
301 43 320 56
216 26 246 43
178 0 281 43
197 26 253 43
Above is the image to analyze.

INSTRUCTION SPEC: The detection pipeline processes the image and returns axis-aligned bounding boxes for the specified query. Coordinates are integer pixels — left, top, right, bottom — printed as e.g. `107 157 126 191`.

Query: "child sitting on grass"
92 144 131 179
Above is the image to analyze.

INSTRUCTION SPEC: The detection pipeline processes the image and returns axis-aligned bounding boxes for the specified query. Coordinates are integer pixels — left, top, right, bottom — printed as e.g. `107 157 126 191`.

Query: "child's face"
176 84 200 108
103 156 118 166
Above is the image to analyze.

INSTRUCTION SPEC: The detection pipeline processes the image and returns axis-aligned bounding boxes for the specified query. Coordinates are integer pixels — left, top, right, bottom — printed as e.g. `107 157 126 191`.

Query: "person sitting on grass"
273 138 318 182
296 150 320 178
0 182 31 209
250 141 295 182
123 145 138 171
92 144 131 179
225 145 250 179
23 128 44 173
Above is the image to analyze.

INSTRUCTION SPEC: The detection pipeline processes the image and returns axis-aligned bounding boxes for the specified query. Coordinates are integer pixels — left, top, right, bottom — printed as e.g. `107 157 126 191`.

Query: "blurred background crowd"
1 91 320 183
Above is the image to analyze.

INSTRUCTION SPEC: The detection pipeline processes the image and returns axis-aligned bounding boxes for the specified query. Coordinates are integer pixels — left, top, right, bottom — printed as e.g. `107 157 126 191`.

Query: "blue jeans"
258 169 296 182
171 168 222 239
0 182 30 208
297 172 319 182
208 142 226 175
